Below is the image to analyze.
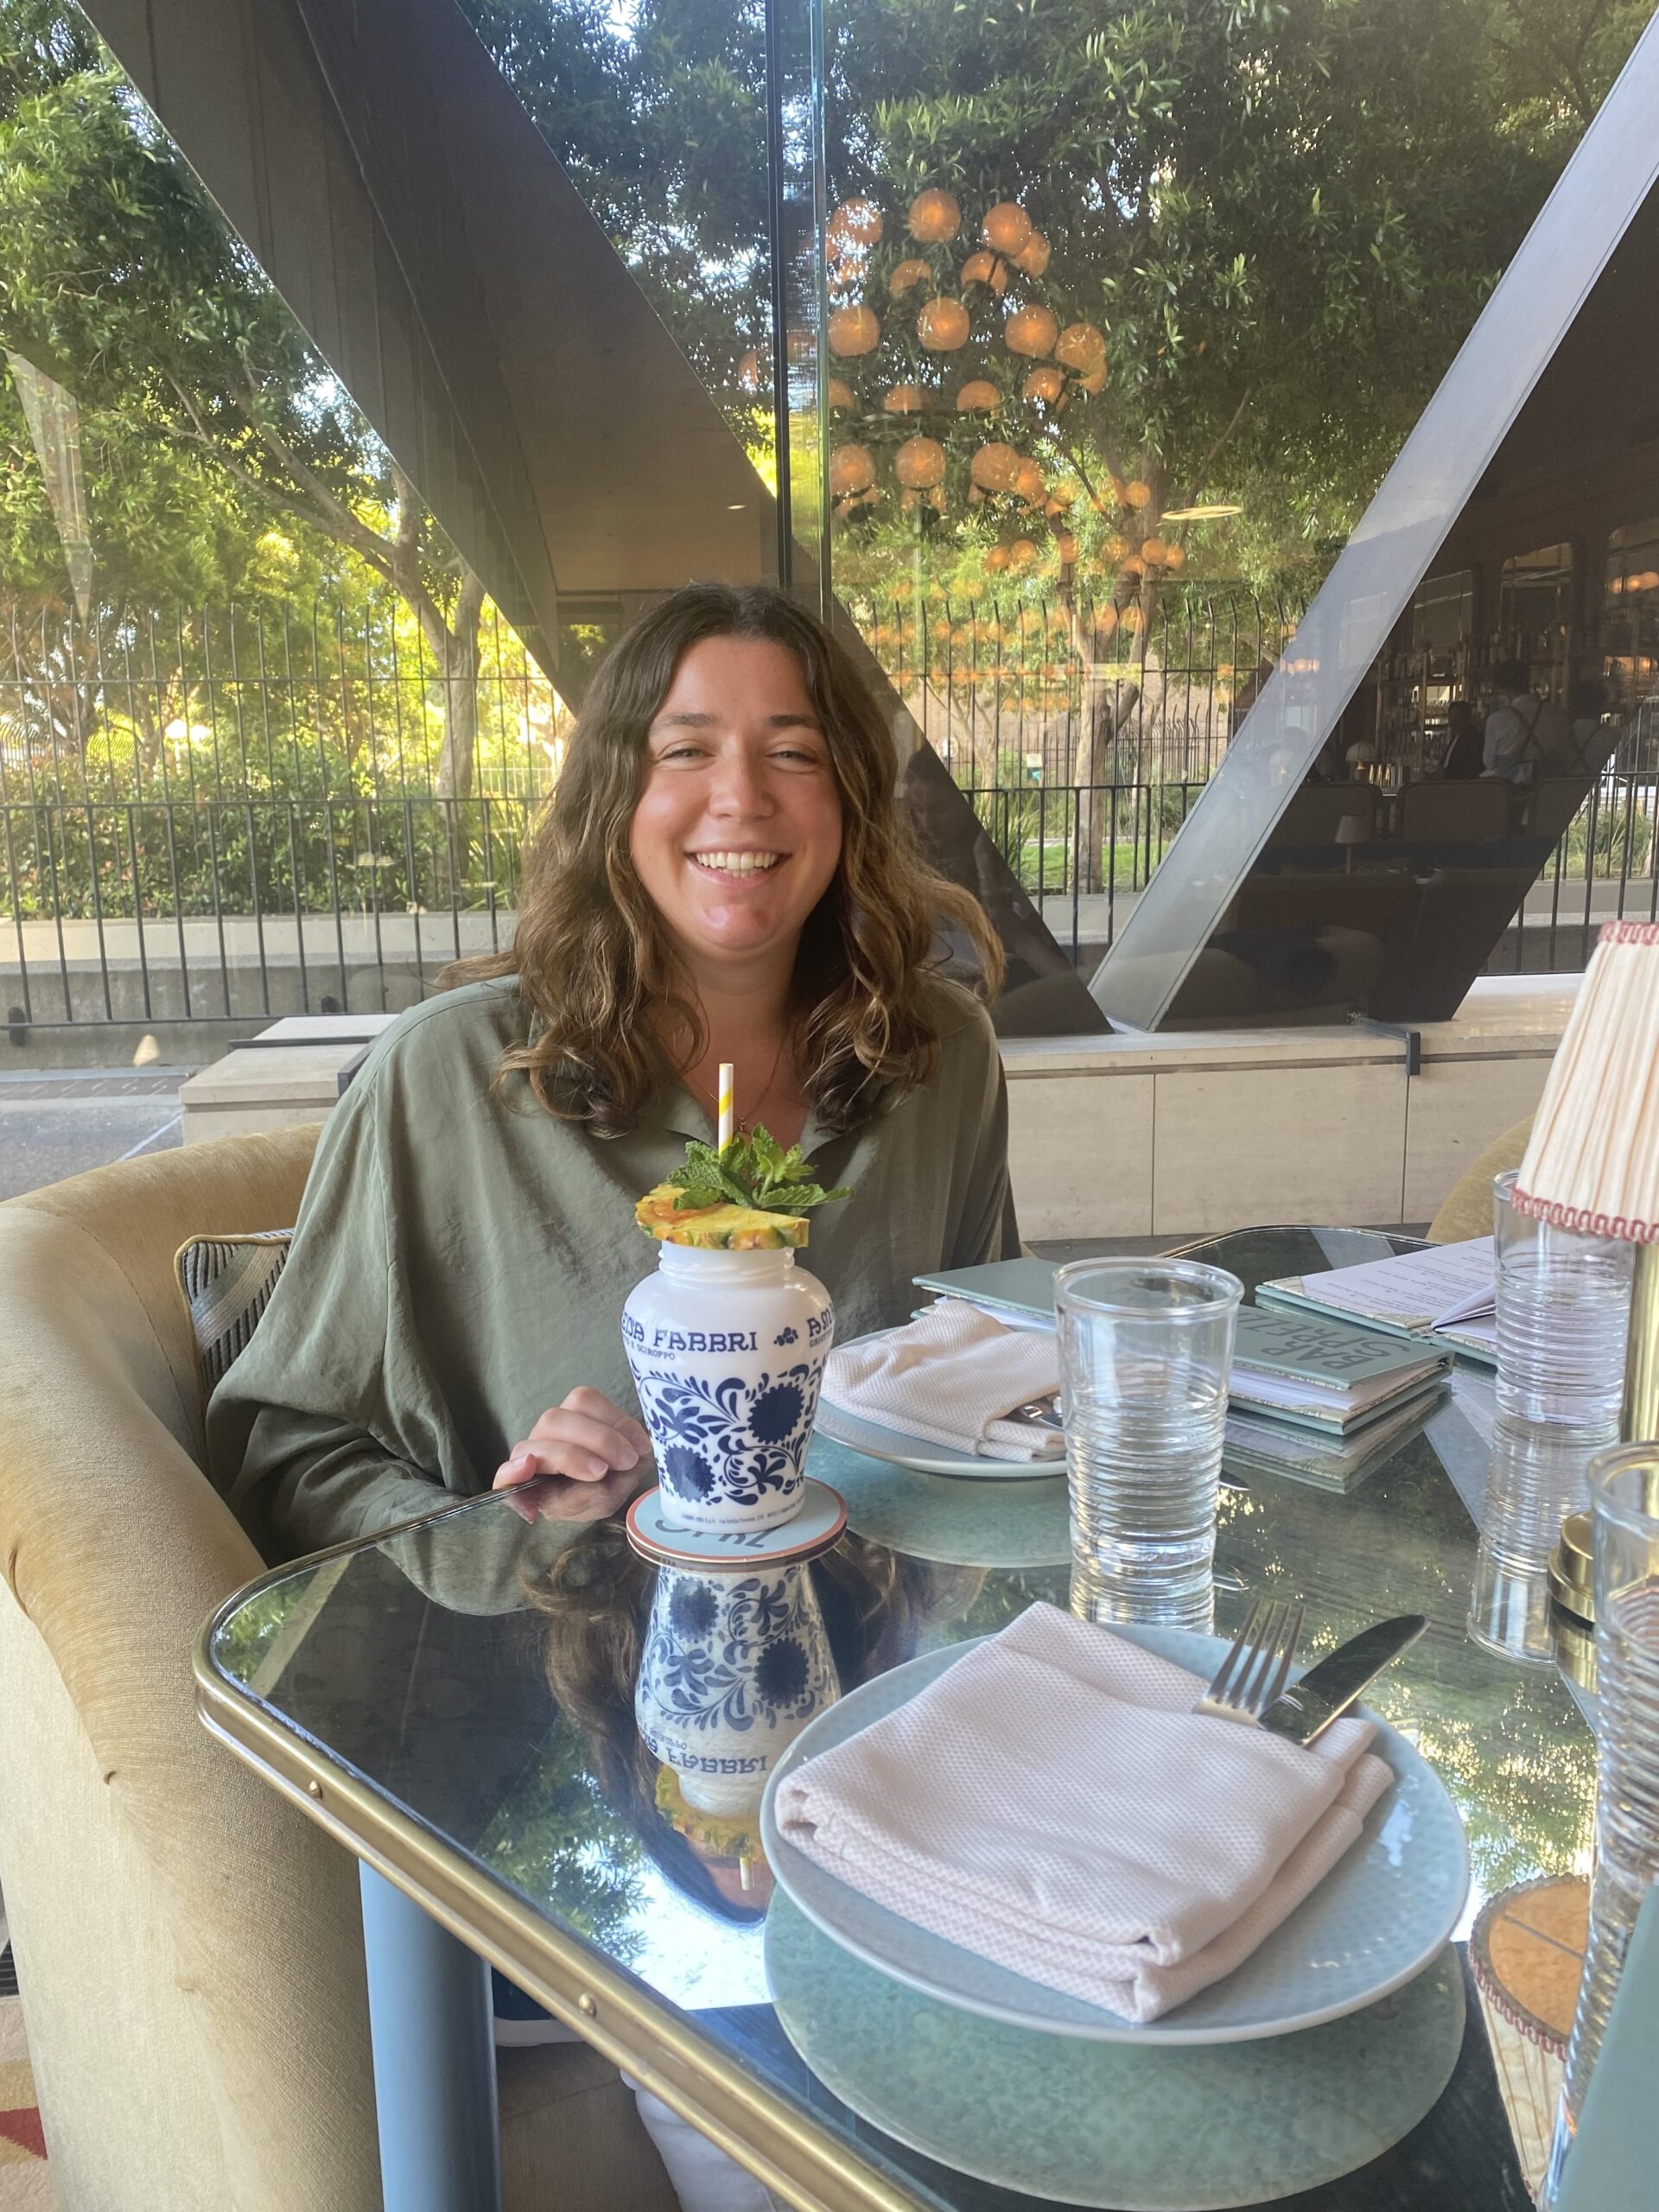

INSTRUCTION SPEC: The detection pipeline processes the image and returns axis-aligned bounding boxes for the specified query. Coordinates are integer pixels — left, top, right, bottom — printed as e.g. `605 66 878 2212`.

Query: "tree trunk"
434 565 486 803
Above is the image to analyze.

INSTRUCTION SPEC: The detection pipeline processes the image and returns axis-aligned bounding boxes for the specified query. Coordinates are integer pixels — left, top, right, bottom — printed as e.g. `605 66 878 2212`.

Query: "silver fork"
1192 1598 1305 1725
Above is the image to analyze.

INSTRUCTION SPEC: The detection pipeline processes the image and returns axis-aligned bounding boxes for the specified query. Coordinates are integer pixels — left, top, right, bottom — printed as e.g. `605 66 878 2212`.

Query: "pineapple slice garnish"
634 1184 810 1249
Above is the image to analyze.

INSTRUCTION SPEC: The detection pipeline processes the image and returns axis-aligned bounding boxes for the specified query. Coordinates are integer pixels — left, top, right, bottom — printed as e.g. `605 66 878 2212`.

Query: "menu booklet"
1228 1304 1452 1435
916 1261 1451 1434
1255 1237 1498 1368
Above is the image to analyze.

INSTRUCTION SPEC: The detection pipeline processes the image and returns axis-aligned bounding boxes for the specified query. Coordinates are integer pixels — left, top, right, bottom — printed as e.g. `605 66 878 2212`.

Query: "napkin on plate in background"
772 1602 1393 2024
819 1300 1063 1461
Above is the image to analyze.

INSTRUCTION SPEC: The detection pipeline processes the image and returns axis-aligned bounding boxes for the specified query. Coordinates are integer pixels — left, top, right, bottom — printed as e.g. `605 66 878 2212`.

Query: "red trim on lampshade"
1599 919 1659 947
1511 1182 1659 1243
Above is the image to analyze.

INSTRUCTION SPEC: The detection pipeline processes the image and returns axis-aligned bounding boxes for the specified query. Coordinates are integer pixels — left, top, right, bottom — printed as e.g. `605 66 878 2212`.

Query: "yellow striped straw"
717 1062 735 1150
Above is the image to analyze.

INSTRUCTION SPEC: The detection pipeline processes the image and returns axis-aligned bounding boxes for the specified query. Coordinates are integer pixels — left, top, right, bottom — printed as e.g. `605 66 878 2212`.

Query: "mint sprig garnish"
668 1126 851 1215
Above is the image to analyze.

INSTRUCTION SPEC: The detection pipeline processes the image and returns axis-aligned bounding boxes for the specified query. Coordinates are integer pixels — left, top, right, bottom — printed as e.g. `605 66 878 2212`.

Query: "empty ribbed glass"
1540 1444 1659 2208
1494 1170 1633 1433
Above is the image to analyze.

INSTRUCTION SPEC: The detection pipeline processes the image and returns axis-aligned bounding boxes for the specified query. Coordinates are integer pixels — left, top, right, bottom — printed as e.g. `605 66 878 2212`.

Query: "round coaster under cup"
626 1478 846 1567
766 1898 1465 2210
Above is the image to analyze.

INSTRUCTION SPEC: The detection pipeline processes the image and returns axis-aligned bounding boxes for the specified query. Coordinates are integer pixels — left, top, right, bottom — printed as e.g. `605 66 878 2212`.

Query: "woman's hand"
493 1387 653 1489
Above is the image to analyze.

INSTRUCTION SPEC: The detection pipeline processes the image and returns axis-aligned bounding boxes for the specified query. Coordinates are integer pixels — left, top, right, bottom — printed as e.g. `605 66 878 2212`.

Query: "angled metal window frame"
1090 11 1659 1031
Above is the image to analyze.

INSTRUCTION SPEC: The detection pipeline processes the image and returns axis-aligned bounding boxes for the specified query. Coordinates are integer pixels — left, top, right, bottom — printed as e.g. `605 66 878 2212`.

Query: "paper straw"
717 1062 735 1149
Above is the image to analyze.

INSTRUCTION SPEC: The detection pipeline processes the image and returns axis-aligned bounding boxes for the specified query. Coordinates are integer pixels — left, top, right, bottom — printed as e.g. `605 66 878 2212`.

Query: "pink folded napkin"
820 1300 1063 1461
772 1602 1392 2024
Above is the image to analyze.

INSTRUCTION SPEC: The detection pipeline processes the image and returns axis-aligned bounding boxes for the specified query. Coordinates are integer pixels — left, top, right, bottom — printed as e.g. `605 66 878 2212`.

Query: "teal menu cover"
912 1258 1058 1319
1232 1304 1452 1389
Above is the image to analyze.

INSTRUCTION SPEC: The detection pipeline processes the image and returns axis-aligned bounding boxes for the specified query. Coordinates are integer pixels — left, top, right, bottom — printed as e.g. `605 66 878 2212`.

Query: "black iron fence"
3 591 1655 1033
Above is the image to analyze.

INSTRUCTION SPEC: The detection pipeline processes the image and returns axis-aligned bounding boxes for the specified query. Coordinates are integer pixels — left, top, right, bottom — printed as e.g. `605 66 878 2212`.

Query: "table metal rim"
192 1611 932 2212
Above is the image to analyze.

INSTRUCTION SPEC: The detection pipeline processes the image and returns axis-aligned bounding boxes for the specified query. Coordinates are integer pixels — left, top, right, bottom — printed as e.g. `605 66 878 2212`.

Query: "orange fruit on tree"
828 305 880 358
1141 536 1167 565
883 383 931 413
1012 456 1047 503
955 378 1001 411
826 376 855 410
1054 322 1107 374
1009 537 1039 565
1094 603 1120 638
829 443 876 496
969 442 1021 492
917 296 971 351
893 435 947 488
982 201 1033 256
1122 602 1144 632
828 198 883 251
907 188 962 243
1164 543 1187 572
887 257 931 297
1003 303 1059 359
1123 478 1153 508
961 250 1007 294
1076 362 1108 395
1103 532 1128 561
1021 364 1065 405
1014 230 1051 276
1054 531 1079 563
984 544 1011 571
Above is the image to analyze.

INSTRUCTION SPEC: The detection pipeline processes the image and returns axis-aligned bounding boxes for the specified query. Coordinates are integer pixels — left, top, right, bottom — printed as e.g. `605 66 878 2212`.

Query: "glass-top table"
198 1227 1592 2212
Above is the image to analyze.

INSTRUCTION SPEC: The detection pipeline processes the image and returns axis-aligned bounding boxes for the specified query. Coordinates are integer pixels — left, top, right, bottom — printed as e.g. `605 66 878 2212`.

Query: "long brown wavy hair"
448 582 1001 1136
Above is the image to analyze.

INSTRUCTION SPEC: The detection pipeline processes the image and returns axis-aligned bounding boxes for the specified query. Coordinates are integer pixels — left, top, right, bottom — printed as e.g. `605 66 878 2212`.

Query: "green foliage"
667 1128 852 1215
0 0 497 785
463 0 1649 606
212 1581 302 1683
1564 797 1654 880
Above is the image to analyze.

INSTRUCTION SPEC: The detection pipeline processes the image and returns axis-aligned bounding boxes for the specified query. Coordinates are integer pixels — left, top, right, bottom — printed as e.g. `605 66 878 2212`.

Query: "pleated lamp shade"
1514 922 1659 1243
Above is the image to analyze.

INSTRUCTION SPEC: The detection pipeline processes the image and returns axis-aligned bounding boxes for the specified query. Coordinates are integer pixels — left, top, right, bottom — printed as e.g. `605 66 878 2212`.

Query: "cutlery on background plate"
1255 1614 1427 1746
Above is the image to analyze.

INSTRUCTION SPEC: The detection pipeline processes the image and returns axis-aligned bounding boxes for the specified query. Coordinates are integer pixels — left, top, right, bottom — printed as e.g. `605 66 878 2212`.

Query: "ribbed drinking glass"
1540 1443 1659 2208
1470 1414 1601 1665
1493 1169 1632 1433
1054 1258 1242 1629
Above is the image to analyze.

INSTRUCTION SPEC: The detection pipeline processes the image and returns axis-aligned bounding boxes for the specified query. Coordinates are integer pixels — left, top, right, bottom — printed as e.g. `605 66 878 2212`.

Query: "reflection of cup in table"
635 1556 839 1901
1055 1258 1242 1629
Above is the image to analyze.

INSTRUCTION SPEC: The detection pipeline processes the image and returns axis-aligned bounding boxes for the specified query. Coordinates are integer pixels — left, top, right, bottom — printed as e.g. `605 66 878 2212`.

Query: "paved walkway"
0 1069 187 1201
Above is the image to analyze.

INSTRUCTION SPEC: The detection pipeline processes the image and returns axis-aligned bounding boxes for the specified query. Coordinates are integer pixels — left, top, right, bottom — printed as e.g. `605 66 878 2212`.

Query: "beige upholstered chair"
1426 1116 1534 1244
0 1128 677 2212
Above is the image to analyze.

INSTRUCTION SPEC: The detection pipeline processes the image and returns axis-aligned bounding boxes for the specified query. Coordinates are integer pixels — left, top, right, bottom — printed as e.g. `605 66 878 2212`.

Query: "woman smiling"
209 582 1017 1560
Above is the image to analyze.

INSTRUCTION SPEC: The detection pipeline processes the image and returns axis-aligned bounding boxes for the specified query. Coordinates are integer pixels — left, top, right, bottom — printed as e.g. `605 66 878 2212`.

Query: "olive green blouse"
207 976 1020 1560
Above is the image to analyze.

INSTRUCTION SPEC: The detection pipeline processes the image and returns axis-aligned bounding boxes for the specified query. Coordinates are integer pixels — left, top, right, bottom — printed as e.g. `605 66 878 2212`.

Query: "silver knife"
1255 1614 1426 1745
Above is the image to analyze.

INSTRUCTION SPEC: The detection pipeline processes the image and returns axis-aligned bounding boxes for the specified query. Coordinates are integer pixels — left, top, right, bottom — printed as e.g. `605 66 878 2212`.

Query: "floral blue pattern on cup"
635 1559 840 1809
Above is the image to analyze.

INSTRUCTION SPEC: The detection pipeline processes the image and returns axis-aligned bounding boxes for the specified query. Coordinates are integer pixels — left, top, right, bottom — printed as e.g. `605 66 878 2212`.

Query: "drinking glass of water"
1493 1168 1633 1433
1541 1442 1659 2207
1054 1258 1243 1627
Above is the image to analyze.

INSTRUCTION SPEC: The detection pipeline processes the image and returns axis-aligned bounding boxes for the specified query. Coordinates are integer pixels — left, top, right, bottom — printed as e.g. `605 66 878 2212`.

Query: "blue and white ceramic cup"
622 1243 835 1533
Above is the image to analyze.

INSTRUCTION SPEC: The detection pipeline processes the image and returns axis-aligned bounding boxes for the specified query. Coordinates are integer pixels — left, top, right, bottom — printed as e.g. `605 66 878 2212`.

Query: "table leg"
359 1864 503 2212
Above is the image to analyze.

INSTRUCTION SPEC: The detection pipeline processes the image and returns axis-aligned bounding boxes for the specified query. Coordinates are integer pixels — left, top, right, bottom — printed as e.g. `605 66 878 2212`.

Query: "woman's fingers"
556 1387 652 1459
492 1388 653 1488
